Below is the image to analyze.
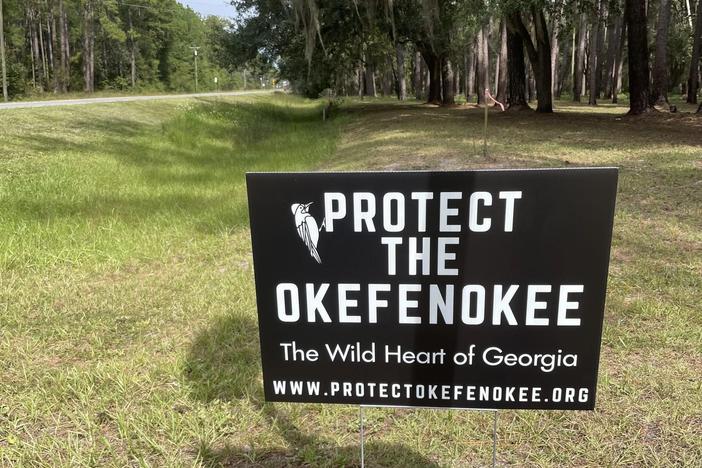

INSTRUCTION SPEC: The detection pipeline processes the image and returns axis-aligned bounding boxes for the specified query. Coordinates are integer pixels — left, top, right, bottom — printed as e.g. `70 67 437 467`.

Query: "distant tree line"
0 0 264 100
229 0 702 114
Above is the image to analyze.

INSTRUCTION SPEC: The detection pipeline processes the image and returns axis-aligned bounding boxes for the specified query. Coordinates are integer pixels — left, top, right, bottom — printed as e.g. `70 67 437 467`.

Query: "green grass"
1 94 700 466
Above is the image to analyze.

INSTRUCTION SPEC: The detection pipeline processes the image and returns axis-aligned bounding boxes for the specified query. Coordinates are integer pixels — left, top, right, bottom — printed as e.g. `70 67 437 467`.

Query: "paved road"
0 90 273 110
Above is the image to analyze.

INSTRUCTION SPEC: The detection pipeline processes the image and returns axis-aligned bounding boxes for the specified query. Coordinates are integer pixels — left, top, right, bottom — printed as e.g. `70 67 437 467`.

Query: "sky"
178 0 236 18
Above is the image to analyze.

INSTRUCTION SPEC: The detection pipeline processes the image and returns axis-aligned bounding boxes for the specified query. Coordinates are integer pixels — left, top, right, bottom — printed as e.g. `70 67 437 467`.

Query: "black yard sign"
246 168 618 410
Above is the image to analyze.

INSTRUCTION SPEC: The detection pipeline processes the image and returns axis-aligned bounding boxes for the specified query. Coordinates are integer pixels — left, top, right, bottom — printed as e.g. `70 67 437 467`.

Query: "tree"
58 0 70 92
508 7 553 113
603 5 623 99
555 21 571 98
441 56 454 104
476 22 488 104
413 51 422 99
464 45 475 102
594 0 607 96
688 0 702 104
422 51 442 103
127 8 136 88
82 0 95 92
550 0 563 98
573 12 587 102
0 0 7 101
588 0 602 105
650 0 672 105
506 26 529 110
410 0 474 106
496 19 507 104
625 0 651 114
0 0 240 99
395 43 406 100
611 18 626 103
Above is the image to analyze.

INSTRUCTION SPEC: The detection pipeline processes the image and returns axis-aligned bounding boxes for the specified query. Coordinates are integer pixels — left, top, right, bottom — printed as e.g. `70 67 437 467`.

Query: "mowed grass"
0 94 700 466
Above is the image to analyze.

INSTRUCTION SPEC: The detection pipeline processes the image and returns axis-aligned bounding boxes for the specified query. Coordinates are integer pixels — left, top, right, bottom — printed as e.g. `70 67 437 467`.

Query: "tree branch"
507 13 537 66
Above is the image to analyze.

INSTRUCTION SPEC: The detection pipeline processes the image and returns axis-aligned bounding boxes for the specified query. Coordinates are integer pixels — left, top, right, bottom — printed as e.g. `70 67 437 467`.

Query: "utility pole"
0 0 8 102
189 46 200 92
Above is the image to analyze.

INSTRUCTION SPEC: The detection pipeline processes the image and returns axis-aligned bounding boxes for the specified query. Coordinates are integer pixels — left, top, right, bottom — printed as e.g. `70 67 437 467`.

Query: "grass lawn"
0 94 700 466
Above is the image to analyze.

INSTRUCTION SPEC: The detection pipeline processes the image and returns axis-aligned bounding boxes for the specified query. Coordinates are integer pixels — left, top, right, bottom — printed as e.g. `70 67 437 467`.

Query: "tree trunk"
550 2 563 98
422 50 442 104
49 12 58 92
595 0 608 96
494 42 499 91
650 0 672 105
477 24 488 104
89 25 94 93
589 0 602 105
0 0 7 101
466 44 476 102
83 1 95 93
395 43 406 100
463 50 469 100
452 67 461 96
441 56 455 105
364 62 376 97
509 8 553 112
601 9 616 97
413 51 422 100
382 55 392 96
613 20 626 102
31 11 44 91
604 14 622 98
58 0 69 92
506 27 529 110
39 17 49 90
497 20 508 103
357 65 363 97
128 9 137 88
557 29 572 98
30 27 36 89
130 44 137 89
687 0 702 103
625 0 651 114
484 23 490 92
534 13 553 112
574 13 587 101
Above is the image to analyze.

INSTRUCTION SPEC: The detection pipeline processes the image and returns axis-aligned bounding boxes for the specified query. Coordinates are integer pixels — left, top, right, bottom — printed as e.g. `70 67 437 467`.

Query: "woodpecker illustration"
291 202 324 263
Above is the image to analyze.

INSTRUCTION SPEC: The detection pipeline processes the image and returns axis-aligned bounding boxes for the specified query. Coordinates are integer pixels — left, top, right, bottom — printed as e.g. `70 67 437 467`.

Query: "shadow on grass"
184 314 440 467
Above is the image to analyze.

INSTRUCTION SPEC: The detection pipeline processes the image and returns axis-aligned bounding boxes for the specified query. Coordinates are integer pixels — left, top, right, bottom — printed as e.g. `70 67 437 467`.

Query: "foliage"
225 0 701 112
0 0 255 98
